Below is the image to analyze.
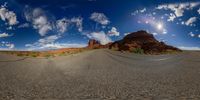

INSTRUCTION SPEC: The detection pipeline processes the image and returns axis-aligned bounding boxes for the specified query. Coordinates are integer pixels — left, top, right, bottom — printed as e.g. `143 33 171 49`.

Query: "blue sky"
0 0 200 50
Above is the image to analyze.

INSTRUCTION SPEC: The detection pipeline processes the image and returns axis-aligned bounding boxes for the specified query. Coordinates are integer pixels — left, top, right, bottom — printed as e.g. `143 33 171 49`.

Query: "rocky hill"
109 30 181 54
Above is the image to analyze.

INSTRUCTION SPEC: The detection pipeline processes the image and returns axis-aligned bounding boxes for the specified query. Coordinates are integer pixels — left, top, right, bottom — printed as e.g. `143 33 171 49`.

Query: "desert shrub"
44 54 52 58
59 52 66 56
130 48 144 54
30 52 39 57
24 53 29 56
31 54 38 57
165 49 179 54
111 47 119 51
17 53 24 56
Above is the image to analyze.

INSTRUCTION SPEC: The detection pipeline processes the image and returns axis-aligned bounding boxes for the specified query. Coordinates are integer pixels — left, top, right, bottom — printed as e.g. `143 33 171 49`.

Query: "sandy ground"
0 49 200 100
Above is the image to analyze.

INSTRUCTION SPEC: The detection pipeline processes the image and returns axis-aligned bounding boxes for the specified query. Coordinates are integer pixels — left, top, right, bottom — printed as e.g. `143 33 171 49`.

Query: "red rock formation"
87 39 111 49
109 30 181 54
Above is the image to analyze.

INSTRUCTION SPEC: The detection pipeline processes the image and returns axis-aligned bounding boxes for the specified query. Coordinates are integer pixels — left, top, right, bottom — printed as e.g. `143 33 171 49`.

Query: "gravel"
0 49 200 100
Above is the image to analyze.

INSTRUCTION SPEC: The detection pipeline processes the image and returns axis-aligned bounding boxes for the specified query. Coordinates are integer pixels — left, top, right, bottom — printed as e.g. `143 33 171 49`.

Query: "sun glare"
157 23 163 30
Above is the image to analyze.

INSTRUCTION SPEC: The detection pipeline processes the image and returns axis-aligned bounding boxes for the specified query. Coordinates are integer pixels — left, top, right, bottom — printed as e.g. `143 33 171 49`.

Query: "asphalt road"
0 49 200 100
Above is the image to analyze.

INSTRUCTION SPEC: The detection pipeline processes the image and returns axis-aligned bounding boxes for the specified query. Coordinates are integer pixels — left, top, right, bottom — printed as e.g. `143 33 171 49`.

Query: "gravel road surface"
0 49 200 100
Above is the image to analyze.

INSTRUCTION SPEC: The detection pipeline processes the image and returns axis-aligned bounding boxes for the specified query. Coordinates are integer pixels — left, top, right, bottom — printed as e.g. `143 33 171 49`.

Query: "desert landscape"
0 48 200 99
0 31 200 99
0 0 200 99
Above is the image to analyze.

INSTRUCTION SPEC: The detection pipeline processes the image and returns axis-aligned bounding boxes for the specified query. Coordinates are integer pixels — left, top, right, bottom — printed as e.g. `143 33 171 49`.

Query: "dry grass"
1 48 90 58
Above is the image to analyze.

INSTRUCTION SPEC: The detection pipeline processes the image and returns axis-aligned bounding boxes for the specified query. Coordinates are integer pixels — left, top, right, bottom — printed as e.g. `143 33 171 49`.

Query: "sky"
0 0 200 51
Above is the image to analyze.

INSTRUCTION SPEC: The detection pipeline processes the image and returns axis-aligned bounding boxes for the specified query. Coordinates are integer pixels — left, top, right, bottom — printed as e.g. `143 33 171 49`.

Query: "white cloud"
157 2 200 20
190 2 200 8
18 23 30 28
7 43 14 49
185 17 197 26
167 13 176 21
198 34 200 38
152 32 158 36
0 32 11 38
198 8 200 14
87 31 112 45
140 8 146 13
189 32 195 37
26 43 86 51
6 26 12 30
70 17 83 32
38 35 60 44
0 5 18 25
131 10 139 16
25 7 52 36
25 35 61 50
124 32 131 36
181 21 185 25
131 8 146 16
56 18 70 33
178 46 200 50
25 7 84 35
33 16 52 36
39 43 86 50
25 34 86 50
162 29 168 34
108 27 120 36
90 12 110 25
56 17 83 33
0 41 14 50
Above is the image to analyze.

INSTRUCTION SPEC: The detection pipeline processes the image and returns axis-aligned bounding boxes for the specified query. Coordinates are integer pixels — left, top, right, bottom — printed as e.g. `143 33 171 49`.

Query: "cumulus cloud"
56 18 70 33
131 8 147 16
90 12 110 25
33 16 52 36
0 5 18 25
157 2 200 21
38 35 60 45
56 17 83 33
25 35 61 50
71 17 83 32
0 32 11 38
25 7 52 36
87 31 112 45
7 43 14 49
24 6 84 36
25 34 87 50
0 41 14 50
167 13 176 22
108 27 120 36
185 17 197 26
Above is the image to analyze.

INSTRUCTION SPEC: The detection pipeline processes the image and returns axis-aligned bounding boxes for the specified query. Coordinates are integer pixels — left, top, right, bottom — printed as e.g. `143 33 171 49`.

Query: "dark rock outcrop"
109 30 181 54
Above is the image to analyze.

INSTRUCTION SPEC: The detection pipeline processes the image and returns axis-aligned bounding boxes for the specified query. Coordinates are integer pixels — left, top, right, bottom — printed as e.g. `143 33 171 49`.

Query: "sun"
157 23 163 30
